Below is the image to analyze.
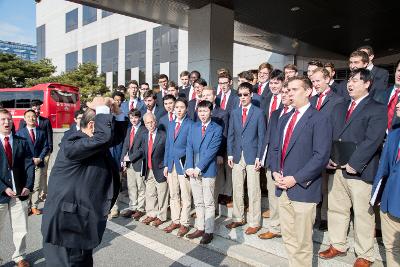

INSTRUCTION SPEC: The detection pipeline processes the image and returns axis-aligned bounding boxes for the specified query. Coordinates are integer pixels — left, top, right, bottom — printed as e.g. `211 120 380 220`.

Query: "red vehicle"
0 83 80 130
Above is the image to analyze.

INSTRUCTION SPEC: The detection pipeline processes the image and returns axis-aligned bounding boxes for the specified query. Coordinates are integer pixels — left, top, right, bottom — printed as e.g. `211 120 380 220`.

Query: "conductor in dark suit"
41 97 120 267
271 76 332 266
319 69 387 267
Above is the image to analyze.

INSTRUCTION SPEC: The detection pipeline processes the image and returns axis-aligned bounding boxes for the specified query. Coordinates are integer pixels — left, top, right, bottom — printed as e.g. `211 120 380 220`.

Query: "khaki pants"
232 154 261 227
327 171 375 262
0 198 28 262
167 166 192 227
279 191 316 267
30 166 46 208
43 154 50 187
215 160 232 197
145 170 169 221
266 168 280 234
126 167 146 212
190 176 215 233
380 211 400 267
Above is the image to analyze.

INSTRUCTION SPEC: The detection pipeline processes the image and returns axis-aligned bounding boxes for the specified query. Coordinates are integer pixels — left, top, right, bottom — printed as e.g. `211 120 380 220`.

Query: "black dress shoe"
200 233 213 244
319 220 328 231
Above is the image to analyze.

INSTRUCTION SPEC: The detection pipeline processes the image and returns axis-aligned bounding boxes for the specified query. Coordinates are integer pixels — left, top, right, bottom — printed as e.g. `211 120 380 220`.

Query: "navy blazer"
216 90 240 114
0 135 34 203
211 106 229 156
227 105 266 164
179 85 191 99
185 121 223 178
187 99 198 121
384 85 400 131
271 106 332 203
164 117 194 175
19 115 53 153
372 128 400 219
121 98 145 118
158 113 172 132
41 114 120 250
130 130 167 183
310 90 345 120
139 105 167 123
121 124 147 172
264 107 285 168
331 97 387 182
17 127 49 168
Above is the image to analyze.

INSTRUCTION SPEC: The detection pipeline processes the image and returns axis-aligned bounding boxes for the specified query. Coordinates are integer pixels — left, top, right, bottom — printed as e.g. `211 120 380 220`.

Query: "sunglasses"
238 93 250 97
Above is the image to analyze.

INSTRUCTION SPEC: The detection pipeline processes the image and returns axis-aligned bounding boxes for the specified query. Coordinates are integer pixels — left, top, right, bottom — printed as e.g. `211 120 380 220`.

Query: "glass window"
101 39 118 73
50 90 79 103
125 31 146 84
65 8 78 33
82 45 97 64
65 51 78 72
36 24 45 60
0 91 44 109
82 6 97 26
102 10 113 18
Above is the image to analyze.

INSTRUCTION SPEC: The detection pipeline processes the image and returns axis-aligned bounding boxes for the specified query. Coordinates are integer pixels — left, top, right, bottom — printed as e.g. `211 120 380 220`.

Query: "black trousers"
43 242 93 267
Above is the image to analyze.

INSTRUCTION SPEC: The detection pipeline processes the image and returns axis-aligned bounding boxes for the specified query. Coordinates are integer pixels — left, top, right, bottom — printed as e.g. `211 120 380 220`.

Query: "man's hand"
33 158 42 166
254 159 261 171
273 172 286 189
5 188 17 198
20 188 30 196
86 96 114 110
326 159 337 170
227 159 234 168
123 154 130 162
281 176 297 189
185 168 194 177
217 156 224 165
163 167 168 178
193 168 201 178
343 164 357 174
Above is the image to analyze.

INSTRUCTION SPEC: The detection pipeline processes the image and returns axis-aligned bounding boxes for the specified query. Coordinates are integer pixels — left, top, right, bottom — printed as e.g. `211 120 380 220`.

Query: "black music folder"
331 140 357 167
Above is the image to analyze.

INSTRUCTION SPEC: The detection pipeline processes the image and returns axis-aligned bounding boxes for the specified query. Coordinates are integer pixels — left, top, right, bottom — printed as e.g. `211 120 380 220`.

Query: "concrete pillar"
145 28 153 86
118 36 125 85
188 4 234 88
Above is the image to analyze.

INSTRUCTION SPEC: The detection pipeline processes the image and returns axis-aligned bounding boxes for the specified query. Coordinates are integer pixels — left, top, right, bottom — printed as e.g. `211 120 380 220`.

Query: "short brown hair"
179 70 190 77
0 108 11 116
258 62 273 72
143 90 156 100
168 81 178 89
127 80 138 87
349 50 369 63
283 64 298 72
324 62 335 70
308 60 323 68
287 76 313 90
218 71 232 81
158 74 169 81
238 71 253 82
312 67 330 79
358 45 374 56
217 68 230 75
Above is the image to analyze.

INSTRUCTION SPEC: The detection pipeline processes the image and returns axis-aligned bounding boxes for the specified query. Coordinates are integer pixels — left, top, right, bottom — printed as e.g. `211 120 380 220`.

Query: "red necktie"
345 101 356 122
281 110 299 169
202 125 206 137
242 108 248 126
387 88 400 129
269 95 278 118
282 106 289 116
169 113 173 121
129 101 135 111
4 136 12 168
220 94 227 110
397 147 400 162
147 133 153 169
316 89 330 111
174 122 181 139
30 129 35 143
129 127 135 149
191 90 196 100
258 84 262 95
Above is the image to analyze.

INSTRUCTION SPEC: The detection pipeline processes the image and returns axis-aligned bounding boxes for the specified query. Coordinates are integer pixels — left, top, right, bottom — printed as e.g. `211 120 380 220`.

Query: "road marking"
106 221 213 267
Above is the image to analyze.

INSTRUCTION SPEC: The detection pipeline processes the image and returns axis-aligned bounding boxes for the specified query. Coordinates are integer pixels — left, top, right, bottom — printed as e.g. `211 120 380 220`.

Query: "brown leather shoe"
318 245 346 259
186 229 205 239
262 209 270 218
17 259 30 267
163 223 180 233
354 258 373 267
245 226 261 235
142 216 156 225
120 209 135 218
225 221 246 229
200 233 213 244
177 225 189 237
258 231 281 239
152 218 165 227
133 211 145 221
31 208 42 215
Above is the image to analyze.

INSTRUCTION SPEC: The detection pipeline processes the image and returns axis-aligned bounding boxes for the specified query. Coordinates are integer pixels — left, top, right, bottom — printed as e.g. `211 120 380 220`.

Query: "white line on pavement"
106 221 214 267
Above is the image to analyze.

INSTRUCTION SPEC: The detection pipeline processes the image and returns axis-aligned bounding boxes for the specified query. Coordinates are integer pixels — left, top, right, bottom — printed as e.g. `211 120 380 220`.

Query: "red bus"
0 83 80 130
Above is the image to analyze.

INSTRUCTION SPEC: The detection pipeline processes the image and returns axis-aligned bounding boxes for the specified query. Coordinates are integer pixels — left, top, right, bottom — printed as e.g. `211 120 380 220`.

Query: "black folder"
331 140 357 167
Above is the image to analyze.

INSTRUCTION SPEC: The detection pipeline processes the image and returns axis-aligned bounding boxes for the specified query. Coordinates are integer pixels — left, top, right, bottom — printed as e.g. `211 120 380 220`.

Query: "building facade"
0 40 37 61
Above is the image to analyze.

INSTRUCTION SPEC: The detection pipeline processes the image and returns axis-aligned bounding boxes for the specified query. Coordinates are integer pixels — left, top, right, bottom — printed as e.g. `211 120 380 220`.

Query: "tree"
26 63 108 104
0 53 56 88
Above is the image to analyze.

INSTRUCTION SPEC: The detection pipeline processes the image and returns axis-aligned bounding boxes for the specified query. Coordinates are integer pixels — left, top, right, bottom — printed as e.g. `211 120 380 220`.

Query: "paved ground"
0 203 249 267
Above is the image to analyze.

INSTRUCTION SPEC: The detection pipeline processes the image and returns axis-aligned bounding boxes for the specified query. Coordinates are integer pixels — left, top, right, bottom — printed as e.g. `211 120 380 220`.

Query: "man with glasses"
187 78 207 121
121 80 144 119
156 74 169 109
283 64 298 82
216 72 239 114
226 82 266 235
139 83 150 101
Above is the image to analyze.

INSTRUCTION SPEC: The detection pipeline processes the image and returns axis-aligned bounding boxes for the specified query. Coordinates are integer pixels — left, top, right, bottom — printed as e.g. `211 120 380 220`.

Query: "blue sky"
0 0 36 45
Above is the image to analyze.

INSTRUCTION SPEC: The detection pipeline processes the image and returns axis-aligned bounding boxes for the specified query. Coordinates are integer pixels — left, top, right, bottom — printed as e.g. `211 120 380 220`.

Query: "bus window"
0 92 16 108
0 91 43 108
50 90 79 104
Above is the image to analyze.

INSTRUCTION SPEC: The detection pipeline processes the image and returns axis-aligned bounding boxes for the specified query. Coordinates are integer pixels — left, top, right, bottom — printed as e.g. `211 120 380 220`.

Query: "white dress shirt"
0 133 17 192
